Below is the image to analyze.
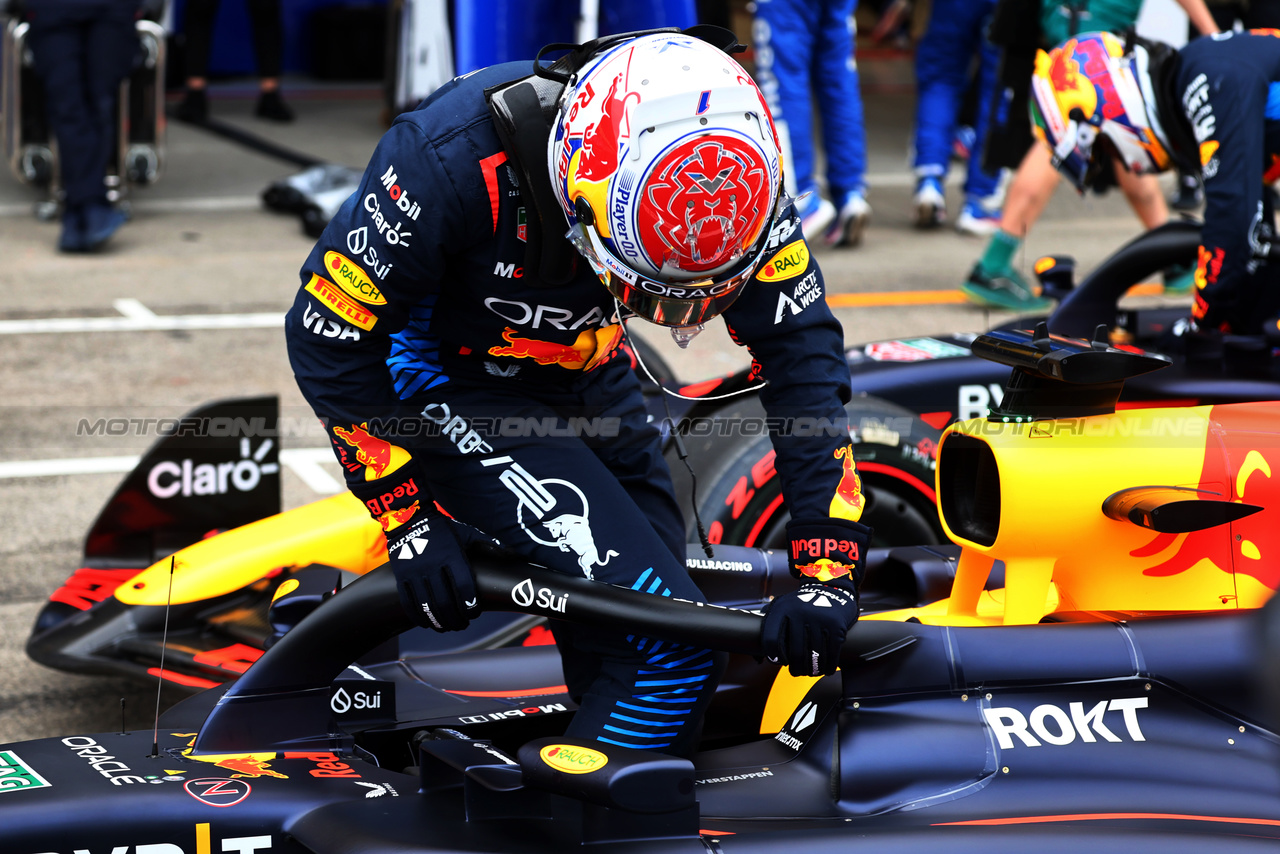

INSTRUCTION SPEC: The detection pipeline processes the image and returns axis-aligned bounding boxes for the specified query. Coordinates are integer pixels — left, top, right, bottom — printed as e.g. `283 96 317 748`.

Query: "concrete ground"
0 80 1189 743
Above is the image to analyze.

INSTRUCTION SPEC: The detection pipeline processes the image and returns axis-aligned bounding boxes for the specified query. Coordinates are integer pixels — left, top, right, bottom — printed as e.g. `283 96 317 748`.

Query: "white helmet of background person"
549 33 785 328
1029 32 1173 192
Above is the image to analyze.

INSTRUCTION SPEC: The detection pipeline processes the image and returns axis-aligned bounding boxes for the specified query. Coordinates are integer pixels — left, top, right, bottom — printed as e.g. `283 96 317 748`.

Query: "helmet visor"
567 190 784 327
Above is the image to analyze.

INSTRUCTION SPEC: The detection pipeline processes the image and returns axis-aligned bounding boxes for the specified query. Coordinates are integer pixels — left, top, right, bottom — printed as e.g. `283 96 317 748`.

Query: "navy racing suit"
1161 31 1280 333
284 62 861 755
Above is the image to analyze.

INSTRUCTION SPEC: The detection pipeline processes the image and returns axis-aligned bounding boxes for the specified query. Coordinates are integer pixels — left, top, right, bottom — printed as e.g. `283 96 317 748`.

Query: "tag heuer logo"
0 750 51 793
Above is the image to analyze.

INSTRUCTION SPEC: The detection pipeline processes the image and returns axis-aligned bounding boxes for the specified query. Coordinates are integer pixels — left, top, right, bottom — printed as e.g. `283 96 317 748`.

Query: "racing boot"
961 262 1052 312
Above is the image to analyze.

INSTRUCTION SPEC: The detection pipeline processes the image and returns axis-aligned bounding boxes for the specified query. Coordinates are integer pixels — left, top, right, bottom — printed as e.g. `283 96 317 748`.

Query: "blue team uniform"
912 0 1003 203
283 62 857 754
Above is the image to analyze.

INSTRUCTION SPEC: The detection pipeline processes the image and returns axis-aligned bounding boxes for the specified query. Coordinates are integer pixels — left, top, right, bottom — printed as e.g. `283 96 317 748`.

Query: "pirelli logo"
305 274 378 331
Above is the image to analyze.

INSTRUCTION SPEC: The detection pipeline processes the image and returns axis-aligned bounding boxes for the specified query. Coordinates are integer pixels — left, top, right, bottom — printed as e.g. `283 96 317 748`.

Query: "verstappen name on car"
773 270 821 323
697 769 774 785
363 193 412 247
379 165 422 221
33 824 274 853
323 251 385 305
304 274 378 331
983 697 1149 749
183 777 251 807
0 749 50 792
458 703 569 725
147 439 278 499
511 577 568 614
60 736 161 785
301 302 362 341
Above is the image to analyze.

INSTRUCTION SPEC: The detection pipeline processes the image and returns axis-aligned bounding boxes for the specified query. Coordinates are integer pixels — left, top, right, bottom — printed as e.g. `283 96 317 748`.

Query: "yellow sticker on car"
539 744 609 774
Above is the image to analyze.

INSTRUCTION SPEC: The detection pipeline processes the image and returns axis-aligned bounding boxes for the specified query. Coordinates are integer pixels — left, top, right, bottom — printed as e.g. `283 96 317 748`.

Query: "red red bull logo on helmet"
637 137 771 275
1044 36 1126 126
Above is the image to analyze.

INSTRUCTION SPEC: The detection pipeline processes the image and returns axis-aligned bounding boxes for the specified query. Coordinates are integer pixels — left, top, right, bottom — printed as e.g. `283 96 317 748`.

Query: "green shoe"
1162 262 1195 295
960 263 1054 312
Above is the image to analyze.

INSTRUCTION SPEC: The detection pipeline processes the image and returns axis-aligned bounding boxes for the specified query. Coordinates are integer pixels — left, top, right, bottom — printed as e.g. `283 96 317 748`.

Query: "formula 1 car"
8 326 1280 853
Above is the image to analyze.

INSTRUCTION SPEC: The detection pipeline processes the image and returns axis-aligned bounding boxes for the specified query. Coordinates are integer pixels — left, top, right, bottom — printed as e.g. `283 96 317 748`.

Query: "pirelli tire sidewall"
667 395 943 549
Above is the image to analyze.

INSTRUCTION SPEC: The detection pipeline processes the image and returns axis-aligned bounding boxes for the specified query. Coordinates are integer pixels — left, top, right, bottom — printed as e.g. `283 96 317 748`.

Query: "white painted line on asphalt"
0 311 284 335
0 455 143 478
112 298 159 320
0 196 263 218
277 448 344 494
0 448 343 494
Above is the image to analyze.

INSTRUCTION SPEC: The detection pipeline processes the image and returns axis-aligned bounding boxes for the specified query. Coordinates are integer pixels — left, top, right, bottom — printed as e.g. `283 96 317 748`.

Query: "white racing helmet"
548 33 784 328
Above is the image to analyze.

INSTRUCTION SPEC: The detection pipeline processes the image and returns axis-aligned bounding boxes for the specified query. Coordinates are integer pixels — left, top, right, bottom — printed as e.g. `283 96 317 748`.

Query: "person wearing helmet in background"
1031 29 1280 343
284 28 871 756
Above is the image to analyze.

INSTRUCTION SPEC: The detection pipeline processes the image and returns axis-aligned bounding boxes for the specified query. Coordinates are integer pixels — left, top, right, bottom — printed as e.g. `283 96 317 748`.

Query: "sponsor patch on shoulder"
324 250 385 305
304 274 378 331
757 239 810 282
864 338 968 361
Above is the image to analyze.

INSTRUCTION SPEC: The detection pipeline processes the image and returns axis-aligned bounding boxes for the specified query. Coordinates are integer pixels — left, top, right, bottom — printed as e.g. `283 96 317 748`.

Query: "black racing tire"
666 394 944 549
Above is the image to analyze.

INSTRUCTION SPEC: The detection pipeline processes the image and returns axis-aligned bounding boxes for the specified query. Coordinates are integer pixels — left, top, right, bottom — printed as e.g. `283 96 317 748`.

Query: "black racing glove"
761 578 859 677
385 513 478 632
345 459 478 632
786 517 871 584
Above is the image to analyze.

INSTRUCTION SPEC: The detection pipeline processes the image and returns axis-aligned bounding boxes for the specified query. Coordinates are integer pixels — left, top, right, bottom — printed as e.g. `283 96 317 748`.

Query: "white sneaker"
825 192 871 247
955 200 1002 237
797 194 836 243
912 177 946 229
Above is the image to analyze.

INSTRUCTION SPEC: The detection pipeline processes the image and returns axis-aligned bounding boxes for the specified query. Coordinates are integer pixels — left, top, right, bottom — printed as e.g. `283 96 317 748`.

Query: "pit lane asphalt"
0 84 1188 744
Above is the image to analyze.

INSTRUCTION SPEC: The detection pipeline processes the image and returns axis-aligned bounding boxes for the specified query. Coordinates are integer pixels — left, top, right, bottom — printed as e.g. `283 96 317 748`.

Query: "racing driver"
1030 29 1280 339
284 28 871 757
